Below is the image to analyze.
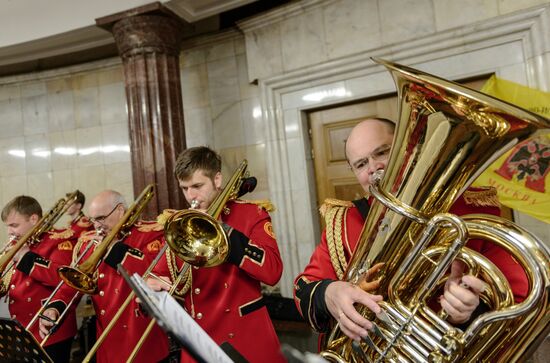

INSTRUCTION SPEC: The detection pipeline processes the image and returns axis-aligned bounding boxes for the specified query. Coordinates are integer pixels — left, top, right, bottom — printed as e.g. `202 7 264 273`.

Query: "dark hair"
67 190 85 207
174 146 222 180
1 195 43 221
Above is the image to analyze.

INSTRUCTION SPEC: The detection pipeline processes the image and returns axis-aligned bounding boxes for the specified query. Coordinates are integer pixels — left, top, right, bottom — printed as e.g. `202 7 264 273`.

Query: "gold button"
10 284 15 290
224 309 230 313
99 273 105 278
194 288 201 295
193 266 199 270
228 333 234 338
27 297 31 302
224 283 228 289
12 315 16 319
196 313 203 319
123 325 127 329
29 313 33 317
115 289 119 294
9 300 13 304
25 282 30 286
99 291 104 296
100 310 105 315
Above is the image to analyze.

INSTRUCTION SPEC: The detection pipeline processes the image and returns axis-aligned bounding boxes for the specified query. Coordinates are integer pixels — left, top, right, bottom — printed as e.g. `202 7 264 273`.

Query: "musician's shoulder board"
135 220 164 232
463 186 500 207
48 228 75 240
156 209 178 226
233 199 275 212
319 198 353 217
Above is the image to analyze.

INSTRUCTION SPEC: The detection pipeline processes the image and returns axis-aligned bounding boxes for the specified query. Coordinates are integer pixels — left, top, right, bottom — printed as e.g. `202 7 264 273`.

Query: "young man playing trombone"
39 190 170 363
1 195 78 362
149 146 286 363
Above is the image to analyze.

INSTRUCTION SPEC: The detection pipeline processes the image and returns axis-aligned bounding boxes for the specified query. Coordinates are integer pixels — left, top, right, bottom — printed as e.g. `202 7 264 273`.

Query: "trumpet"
0 191 80 296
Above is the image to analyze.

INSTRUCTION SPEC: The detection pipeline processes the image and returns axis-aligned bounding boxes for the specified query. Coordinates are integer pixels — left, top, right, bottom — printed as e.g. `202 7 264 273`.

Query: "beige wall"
0 62 132 236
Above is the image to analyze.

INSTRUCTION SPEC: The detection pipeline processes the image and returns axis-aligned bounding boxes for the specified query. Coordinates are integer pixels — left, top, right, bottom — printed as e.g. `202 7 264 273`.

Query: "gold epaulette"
48 229 75 240
77 216 92 228
233 199 275 212
135 220 164 232
157 209 178 226
463 186 500 208
319 198 353 217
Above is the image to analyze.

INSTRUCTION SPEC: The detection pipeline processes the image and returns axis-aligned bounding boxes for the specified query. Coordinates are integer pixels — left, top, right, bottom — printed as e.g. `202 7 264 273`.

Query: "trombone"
0 191 80 296
83 160 249 363
27 229 102 346
58 184 155 293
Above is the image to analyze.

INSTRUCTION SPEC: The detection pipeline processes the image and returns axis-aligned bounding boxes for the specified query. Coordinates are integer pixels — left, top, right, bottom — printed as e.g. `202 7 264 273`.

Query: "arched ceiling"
0 0 259 75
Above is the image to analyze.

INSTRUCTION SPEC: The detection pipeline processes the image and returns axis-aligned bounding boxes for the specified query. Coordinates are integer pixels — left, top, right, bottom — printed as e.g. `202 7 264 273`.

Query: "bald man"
39 190 170 363
294 118 528 343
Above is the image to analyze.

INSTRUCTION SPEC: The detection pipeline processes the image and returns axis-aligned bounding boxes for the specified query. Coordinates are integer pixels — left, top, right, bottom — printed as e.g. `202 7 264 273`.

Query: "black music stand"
0 318 53 363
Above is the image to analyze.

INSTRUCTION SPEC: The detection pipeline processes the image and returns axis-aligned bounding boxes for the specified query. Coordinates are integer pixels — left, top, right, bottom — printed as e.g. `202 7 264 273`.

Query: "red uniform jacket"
49 221 169 363
8 228 78 346
154 200 285 363
68 213 93 238
294 190 529 333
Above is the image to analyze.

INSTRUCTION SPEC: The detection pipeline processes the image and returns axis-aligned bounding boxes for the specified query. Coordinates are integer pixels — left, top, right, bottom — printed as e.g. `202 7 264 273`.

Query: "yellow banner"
473 75 550 223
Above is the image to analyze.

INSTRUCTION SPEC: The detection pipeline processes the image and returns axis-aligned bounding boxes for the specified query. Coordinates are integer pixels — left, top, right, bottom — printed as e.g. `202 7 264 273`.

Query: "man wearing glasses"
39 190 170 363
294 118 528 343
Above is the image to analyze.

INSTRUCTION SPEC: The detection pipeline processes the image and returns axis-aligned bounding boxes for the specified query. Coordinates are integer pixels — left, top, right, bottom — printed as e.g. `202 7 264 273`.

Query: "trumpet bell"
164 210 229 268
58 266 97 294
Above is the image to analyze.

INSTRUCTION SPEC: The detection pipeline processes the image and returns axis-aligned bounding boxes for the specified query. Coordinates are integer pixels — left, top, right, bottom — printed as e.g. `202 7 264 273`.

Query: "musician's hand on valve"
440 260 485 325
325 281 383 341
39 308 59 339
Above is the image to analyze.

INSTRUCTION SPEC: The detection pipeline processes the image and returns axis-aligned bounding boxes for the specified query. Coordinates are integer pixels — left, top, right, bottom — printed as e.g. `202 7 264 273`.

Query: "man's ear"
29 214 40 225
214 172 223 190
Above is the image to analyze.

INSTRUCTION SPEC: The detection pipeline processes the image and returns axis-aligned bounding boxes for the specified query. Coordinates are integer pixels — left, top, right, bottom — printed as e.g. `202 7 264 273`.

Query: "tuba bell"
320 59 550 362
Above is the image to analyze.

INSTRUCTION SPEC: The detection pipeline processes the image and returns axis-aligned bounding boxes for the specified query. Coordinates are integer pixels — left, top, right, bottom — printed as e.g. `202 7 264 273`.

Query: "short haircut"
67 190 85 207
1 196 43 221
374 117 396 134
174 146 222 180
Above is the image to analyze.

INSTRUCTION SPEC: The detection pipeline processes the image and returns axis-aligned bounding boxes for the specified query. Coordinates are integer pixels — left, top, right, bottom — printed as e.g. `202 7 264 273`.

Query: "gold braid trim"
233 199 275 212
463 187 500 208
325 205 348 280
165 248 191 296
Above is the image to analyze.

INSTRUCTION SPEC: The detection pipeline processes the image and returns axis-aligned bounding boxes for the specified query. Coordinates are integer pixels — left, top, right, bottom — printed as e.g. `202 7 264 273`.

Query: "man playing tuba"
294 119 529 342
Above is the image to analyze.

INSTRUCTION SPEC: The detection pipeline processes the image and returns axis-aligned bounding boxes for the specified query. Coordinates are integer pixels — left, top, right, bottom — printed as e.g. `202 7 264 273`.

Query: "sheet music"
127 272 233 363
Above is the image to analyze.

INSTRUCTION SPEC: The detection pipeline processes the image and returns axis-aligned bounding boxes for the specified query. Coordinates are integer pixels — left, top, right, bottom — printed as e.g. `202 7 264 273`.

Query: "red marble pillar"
97 4 186 218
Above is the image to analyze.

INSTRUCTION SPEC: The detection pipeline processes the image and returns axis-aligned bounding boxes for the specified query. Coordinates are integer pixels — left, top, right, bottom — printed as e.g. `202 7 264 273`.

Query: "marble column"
97 4 186 218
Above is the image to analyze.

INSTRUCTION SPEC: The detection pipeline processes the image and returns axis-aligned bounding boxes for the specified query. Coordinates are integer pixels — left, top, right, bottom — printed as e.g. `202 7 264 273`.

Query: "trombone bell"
58 266 97 294
164 211 229 267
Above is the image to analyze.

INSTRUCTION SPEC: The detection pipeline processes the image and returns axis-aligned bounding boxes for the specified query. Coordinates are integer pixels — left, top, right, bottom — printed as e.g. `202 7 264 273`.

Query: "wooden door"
308 96 398 214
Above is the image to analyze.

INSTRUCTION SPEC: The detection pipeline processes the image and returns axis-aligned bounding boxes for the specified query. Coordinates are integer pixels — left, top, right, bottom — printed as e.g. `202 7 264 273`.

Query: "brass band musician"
149 146 286 363
294 119 529 341
1 195 78 362
39 190 170 363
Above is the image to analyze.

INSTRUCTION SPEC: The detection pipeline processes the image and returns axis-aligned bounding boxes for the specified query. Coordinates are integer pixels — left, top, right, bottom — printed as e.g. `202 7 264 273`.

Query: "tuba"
320 59 550 362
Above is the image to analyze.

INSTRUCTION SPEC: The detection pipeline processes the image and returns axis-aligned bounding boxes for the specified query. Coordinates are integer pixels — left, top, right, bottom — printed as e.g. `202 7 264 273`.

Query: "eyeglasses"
349 144 391 173
90 203 121 224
